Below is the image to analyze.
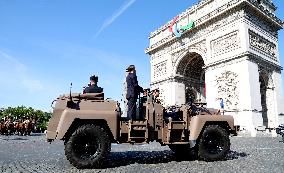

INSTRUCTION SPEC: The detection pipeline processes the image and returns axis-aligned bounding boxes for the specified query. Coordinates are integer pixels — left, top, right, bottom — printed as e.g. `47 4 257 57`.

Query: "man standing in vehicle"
83 75 103 93
126 65 143 120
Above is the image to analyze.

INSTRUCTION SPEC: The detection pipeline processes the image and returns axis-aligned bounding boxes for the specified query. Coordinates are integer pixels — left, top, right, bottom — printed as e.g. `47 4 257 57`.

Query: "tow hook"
47 139 54 144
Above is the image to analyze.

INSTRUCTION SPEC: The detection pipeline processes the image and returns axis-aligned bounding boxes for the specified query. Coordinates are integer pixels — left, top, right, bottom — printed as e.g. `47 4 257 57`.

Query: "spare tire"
65 124 111 169
198 125 230 161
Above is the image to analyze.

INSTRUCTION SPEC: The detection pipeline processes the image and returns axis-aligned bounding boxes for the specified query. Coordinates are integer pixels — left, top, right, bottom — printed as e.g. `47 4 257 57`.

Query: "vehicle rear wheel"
65 124 111 169
198 125 230 161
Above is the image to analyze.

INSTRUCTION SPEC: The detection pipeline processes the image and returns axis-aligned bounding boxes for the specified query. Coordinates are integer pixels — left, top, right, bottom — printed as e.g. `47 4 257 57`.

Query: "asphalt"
0 132 283 173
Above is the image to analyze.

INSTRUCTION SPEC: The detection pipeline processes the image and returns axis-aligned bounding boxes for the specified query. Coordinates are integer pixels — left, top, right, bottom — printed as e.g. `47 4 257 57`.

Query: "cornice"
246 0 283 29
205 51 282 72
248 53 283 72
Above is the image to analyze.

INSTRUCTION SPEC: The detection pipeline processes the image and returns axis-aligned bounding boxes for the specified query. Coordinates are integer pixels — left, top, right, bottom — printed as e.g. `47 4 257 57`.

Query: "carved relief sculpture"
211 31 241 57
215 71 239 110
249 29 277 61
154 60 167 79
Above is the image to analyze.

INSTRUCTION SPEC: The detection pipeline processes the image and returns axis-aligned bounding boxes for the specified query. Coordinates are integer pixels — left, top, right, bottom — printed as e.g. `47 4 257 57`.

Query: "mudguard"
189 115 235 141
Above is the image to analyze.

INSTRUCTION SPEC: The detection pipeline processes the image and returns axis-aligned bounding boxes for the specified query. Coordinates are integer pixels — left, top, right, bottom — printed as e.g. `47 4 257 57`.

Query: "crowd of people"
0 116 36 136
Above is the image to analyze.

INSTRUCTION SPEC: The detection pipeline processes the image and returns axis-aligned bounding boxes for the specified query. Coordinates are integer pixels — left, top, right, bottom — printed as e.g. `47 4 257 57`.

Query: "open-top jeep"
46 91 238 169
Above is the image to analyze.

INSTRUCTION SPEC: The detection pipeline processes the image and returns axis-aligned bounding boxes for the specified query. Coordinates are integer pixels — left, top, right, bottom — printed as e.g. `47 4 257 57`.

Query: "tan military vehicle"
46 91 238 169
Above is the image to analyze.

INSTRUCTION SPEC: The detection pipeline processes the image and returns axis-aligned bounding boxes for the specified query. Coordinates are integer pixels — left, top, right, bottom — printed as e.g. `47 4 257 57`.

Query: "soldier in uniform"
142 88 150 103
83 75 103 94
126 65 143 120
152 88 161 104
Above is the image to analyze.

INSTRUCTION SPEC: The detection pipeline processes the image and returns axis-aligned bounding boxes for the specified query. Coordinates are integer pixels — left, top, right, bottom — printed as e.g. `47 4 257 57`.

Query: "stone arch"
172 47 207 73
147 0 283 132
174 51 206 103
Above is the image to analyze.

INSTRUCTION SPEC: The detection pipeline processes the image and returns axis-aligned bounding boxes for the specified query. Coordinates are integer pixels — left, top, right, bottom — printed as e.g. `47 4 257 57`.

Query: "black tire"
198 125 230 161
65 124 111 169
169 144 198 160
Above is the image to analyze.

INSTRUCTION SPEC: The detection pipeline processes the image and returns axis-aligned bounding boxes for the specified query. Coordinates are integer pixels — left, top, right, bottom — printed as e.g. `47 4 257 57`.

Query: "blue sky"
0 0 283 112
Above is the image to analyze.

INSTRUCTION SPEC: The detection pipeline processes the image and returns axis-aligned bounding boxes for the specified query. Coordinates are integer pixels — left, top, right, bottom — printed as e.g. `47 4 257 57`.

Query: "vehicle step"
130 121 147 125
170 121 186 123
132 127 148 130
129 137 147 139
131 124 147 127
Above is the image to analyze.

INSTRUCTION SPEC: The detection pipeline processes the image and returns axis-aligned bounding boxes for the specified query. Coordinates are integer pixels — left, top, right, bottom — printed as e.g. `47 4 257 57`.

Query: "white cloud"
0 50 44 93
0 50 27 72
94 0 137 38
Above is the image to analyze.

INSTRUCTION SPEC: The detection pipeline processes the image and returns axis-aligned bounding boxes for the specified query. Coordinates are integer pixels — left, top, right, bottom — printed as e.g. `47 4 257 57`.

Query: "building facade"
146 0 284 132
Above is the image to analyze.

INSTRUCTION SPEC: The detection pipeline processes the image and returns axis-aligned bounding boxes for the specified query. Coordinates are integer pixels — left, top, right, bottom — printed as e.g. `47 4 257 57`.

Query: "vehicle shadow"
1 137 29 141
226 150 249 160
103 150 174 168
102 150 248 168
30 133 45 136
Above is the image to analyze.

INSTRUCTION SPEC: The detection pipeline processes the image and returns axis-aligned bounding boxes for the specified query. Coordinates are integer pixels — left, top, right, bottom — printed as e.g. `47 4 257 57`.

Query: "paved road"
0 133 283 173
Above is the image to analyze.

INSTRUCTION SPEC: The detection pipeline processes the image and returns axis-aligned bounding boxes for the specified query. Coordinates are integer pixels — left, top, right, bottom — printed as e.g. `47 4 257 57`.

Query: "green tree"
0 106 51 131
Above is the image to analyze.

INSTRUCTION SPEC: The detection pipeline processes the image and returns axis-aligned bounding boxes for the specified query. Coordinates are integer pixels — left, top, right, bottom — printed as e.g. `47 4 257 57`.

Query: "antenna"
69 83 73 101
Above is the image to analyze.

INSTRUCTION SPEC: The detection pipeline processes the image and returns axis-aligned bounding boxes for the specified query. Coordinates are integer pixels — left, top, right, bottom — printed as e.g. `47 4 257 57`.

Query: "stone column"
239 59 263 136
273 71 284 125
172 81 185 106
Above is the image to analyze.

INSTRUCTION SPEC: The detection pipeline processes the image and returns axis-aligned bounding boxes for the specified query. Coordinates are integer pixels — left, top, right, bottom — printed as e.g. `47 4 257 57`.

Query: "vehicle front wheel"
65 124 111 169
198 125 230 161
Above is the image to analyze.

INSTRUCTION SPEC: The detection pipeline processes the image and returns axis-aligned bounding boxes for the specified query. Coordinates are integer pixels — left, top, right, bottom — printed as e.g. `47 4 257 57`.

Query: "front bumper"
46 131 57 142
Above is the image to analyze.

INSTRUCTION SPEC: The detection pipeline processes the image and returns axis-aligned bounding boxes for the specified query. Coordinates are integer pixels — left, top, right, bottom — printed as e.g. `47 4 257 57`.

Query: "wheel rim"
203 131 225 155
73 133 101 160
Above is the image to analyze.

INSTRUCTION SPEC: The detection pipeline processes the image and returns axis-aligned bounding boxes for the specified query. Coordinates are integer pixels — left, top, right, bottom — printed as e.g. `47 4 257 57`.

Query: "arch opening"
176 52 205 104
259 72 268 127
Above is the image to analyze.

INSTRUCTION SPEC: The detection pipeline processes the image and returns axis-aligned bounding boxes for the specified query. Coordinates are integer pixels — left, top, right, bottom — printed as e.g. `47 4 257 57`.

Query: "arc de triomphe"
146 0 284 132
